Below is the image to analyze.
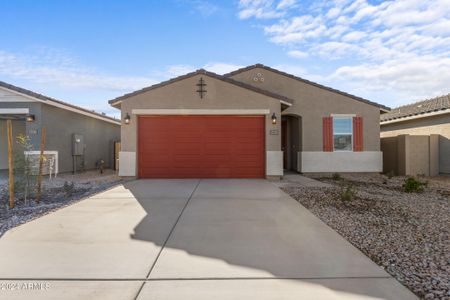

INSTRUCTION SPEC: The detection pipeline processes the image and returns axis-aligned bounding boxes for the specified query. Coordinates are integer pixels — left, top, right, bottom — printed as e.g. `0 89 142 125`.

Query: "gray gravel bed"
281 174 449 300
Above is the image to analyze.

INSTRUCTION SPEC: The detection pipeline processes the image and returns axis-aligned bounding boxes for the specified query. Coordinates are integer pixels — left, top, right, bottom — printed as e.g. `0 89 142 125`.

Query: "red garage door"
138 115 265 178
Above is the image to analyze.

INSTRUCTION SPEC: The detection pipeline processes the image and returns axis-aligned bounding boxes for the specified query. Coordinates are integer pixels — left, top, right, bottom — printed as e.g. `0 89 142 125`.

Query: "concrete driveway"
0 179 417 299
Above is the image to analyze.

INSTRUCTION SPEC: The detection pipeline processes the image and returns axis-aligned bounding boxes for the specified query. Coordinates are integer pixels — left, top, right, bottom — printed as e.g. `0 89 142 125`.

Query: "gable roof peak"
224 64 390 111
108 67 294 106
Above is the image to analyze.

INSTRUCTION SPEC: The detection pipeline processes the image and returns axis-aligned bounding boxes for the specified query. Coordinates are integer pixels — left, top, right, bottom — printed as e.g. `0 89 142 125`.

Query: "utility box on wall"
72 134 84 156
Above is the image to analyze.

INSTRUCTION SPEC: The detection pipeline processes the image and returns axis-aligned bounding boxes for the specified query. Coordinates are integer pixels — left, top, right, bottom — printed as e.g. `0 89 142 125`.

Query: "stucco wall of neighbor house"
0 120 26 169
119 73 282 177
381 113 450 174
229 67 382 152
40 104 120 173
0 101 41 170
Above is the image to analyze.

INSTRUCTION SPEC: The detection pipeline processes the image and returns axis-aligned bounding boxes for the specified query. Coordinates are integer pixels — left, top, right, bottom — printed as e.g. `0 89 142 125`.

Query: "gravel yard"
281 173 450 299
0 170 123 236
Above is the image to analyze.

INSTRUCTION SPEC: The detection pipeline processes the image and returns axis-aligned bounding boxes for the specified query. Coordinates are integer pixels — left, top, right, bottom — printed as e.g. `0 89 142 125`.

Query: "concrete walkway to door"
0 179 417 300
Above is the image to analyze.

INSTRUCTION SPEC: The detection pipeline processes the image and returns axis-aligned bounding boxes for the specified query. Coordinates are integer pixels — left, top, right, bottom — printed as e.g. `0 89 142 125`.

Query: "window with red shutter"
333 117 352 151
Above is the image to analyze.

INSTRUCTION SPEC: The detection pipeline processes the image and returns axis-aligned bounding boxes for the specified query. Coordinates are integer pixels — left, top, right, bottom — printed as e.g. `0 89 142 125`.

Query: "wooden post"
36 127 46 203
7 120 14 209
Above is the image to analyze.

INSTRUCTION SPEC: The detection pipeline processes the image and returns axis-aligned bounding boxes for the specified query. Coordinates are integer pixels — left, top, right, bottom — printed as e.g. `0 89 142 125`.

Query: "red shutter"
353 116 363 151
323 117 333 152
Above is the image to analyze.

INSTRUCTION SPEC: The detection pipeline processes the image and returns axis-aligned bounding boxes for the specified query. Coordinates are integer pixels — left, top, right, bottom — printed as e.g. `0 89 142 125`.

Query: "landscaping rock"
0 170 123 236
281 173 450 300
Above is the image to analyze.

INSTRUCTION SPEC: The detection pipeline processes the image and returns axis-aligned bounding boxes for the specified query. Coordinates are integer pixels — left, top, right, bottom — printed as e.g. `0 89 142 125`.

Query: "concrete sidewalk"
0 179 417 300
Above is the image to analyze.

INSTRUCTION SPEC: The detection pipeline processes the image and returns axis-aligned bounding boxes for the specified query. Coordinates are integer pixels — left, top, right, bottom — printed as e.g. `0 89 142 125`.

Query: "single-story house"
109 64 389 179
381 94 450 176
0 81 121 175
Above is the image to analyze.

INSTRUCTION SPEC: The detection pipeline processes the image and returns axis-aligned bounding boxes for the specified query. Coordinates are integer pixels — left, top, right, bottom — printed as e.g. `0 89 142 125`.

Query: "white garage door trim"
132 109 270 115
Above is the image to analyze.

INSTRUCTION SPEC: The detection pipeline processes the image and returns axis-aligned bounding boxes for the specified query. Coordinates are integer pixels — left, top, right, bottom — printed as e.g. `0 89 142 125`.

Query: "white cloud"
331 55 450 102
163 64 196 77
238 0 296 19
0 49 156 91
203 62 244 74
0 48 246 116
237 0 450 104
287 50 308 58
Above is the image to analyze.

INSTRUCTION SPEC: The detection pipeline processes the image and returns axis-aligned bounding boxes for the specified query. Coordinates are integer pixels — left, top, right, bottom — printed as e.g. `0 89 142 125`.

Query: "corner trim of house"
118 151 136 177
266 151 283 176
131 109 271 115
299 151 383 173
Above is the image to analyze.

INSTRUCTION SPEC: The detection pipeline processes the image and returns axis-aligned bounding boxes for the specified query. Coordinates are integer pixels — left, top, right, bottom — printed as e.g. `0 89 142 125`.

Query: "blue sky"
1 0 449 117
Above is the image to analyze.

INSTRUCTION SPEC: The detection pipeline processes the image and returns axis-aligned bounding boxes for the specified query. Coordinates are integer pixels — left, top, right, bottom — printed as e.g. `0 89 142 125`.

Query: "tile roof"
0 80 120 124
108 69 294 105
224 64 390 111
380 93 450 122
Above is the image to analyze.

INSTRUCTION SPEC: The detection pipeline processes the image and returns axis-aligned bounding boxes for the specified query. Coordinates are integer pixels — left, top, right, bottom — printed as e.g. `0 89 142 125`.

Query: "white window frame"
332 115 353 152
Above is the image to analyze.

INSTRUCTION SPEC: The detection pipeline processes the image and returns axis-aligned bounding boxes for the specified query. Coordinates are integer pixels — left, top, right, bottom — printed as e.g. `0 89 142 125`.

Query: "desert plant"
340 185 355 202
13 134 36 204
332 173 342 181
403 176 426 193
63 181 75 198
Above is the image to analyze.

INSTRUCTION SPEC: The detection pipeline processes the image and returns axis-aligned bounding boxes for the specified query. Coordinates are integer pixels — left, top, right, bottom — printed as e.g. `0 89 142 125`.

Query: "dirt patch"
0 170 123 236
282 173 450 299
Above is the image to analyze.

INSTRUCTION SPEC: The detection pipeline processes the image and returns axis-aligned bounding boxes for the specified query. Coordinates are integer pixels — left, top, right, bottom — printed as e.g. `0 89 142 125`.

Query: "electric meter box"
72 134 84 156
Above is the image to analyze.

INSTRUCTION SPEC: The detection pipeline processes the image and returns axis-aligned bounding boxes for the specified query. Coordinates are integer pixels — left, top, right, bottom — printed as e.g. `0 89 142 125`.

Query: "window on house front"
333 117 352 151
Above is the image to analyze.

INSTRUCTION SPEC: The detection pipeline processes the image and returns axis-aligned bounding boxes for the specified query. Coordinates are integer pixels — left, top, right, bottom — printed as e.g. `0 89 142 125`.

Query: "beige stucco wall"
118 73 282 176
381 113 450 174
229 68 381 151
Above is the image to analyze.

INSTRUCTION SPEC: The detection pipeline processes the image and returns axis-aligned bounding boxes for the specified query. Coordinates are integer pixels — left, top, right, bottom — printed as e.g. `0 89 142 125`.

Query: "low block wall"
381 134 439 176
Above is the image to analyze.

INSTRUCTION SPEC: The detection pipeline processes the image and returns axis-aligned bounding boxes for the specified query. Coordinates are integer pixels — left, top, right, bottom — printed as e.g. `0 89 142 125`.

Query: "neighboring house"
0 81 121 175
381 94 450 176
109 64 389 179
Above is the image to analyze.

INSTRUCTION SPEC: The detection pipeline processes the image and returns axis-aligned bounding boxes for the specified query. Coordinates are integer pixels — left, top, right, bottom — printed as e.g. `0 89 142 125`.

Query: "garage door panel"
138 115 265 178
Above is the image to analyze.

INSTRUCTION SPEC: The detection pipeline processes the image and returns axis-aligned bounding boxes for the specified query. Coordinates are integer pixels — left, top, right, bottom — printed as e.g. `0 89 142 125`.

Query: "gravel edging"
281 174 449 300
0 171 125 237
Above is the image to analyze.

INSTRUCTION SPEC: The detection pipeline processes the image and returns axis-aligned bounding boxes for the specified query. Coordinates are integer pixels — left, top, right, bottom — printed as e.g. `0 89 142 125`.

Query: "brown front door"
281 120 287 169
138 115 265 178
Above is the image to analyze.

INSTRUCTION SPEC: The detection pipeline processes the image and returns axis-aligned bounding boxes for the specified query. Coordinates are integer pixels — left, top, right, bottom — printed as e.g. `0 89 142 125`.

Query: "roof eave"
107 69 295 108
224 64 390 112
380 108 450 125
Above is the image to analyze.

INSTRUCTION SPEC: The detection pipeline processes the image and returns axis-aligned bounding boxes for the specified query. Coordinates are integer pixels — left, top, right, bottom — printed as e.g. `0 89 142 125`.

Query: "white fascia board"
380 109 450 125
0 108 29 114
132 109 271 115
0 86 120 125
331 114 356 117
280 100 292 107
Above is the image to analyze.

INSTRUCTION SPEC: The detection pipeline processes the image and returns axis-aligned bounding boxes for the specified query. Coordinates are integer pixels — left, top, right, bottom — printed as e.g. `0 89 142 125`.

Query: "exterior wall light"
124 113 131 125
271 113 277 125
26 114 35 122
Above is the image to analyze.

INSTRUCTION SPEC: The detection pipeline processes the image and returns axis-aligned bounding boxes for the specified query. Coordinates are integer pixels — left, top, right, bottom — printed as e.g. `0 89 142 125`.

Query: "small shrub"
332 173 342 181
63 181 75 197
340 185 355 202
402 177 426 193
